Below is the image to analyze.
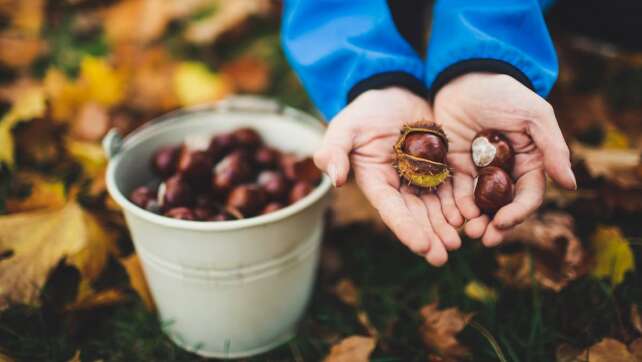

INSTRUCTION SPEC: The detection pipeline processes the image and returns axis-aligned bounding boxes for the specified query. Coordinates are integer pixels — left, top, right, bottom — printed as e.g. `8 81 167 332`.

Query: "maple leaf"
5 171 66 213
0 84 46 168
419 303 473 359
323 335 376 362
121 254 155 311
0 201 117 310
591 225 635 286
173 61 232 107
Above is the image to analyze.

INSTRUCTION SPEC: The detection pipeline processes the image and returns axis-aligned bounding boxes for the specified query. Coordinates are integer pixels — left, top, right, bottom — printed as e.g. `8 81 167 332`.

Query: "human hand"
433 73 576 246
314 87 464 266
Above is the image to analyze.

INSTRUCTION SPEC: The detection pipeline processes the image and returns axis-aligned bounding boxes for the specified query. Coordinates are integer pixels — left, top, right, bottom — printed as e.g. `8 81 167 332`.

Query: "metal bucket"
104 97 331 358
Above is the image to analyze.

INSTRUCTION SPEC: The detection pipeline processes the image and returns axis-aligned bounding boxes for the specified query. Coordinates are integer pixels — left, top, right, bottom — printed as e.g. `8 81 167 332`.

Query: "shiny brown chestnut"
152 145 180 177
257 170 289 201
402 131 447 163
261 202 284 215
226 184 267 217
254 146 281 169
177 149 212 187
281 156 322 184
211 150 252 192
160 175 194 208
208 132 237 160
164 207 196 220
193 207 212 221
288 181 313 204
130 186 156 209
471 129 514 172
233 128 263 148
474 166 514 214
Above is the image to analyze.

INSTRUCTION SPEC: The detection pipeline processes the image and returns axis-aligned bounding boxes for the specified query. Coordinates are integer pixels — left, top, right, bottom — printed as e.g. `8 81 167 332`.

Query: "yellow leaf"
323 335 376 362
79 56 125 107
44 68 85 122
65 138 107 177
173 61 232 106
0 201 117 310
602 126 630 150
591 226 635 286
121 254 155 310
5 172 66 213
0 84 46 167
464 281 497 303
0 352 15 362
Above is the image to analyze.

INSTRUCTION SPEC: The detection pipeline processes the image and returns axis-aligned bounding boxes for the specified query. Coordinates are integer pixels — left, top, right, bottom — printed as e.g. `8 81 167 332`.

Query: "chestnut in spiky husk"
474 166 514 214
471 129 514 172
393 122 450 189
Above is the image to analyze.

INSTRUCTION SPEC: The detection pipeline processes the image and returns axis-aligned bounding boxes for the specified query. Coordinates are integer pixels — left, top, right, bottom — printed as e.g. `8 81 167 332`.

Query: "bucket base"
166 328 296 359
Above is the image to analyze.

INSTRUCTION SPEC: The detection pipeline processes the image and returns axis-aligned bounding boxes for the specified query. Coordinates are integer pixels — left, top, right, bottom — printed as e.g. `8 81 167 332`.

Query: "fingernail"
568 168 577 190
327 164 338 187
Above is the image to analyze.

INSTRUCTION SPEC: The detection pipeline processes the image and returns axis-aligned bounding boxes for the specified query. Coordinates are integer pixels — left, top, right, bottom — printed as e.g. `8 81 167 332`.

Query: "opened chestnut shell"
393 122 450 189
471 129 514 172
474 166 514 214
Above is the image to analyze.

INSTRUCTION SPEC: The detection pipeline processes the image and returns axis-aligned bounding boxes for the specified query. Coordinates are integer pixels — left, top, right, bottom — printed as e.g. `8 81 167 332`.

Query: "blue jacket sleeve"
426 0 558 98
281 0 426 120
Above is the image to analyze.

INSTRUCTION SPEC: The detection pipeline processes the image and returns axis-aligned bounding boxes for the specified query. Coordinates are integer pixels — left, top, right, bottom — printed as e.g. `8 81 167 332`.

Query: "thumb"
527 102 577 190
313 122 353 188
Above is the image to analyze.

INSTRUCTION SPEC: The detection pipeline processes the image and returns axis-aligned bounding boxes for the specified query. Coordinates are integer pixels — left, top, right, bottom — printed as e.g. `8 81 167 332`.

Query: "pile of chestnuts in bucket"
394 122 514 214
129 127 322 221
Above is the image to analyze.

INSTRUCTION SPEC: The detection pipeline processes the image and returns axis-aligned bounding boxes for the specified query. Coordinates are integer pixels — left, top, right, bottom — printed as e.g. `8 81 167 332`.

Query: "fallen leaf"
591 226 635 286
578 338 636 362
629 338 642 361
5 172 66 213
0 34 46 68
496 212 589 291
0 352 14 362
65 288 126 311
555 343 584 362
571 141 641 189
66 350 80 362
79 56 125 107
65 138 107 178
0 83 46 167
44 68 84 122
102 0 172 45
173 61 232 106
331 278 359 307
330 180 384 229
419 303 472 359
323 335 376 362
356 311 379 340
602 126 631 149
221 55 271 93
0 201 117 310
0 0 44 34
464 281 497 303
121 47 178 112
121 254 155 310
69 103 110 142
183 0 272 45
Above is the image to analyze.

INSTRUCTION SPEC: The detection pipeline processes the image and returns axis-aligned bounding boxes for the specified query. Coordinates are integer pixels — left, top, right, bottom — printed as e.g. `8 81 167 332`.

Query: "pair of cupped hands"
314 73 577 266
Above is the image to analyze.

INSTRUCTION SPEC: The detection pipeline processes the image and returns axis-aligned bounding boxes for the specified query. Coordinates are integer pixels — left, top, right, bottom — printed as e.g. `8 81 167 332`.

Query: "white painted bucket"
104 96 331 358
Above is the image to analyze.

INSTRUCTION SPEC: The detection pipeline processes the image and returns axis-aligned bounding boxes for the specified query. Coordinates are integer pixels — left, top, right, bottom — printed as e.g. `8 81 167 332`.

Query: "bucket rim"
105 100 332 231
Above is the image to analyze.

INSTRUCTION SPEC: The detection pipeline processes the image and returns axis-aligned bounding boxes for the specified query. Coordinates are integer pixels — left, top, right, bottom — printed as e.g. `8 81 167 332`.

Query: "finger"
400 191 448 266
527 101 576 190
422 193 462 251
358 176 431 255
464 215 489 239
313 122 353 188
481 222 507 247
493 168 545 230
453 172 480 220
437 181 464 227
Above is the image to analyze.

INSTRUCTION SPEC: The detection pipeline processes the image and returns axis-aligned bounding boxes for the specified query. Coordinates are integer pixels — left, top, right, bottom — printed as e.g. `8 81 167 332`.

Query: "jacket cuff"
347 71 428 104
429 59 534 101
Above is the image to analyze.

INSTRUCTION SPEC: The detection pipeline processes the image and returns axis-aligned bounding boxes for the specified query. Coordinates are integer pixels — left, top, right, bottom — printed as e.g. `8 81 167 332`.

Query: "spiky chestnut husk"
393 122 450 190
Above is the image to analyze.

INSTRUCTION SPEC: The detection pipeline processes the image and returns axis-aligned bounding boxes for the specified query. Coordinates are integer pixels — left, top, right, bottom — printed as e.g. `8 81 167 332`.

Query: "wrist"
347 71 428 105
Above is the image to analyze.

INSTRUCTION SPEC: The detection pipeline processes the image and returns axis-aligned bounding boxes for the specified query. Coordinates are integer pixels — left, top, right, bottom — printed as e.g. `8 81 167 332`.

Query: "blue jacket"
281 0 558 120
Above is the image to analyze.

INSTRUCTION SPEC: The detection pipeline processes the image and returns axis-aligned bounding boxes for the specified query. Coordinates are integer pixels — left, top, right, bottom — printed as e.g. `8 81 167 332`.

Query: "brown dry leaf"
629 338 642 361
183 0 272 44
102 0 172 45
323 335 376 362
0 352 14 362
66 350 80 362
5 172 66 213
221 56 271 93
578 338 636 362
0 201 117 310
0 34 46 68
121 254 155 310
173 61 233 107
496 212 589 292
632 305 642 334
331 180 384 229
69 102 110 142
555 343 584 362
419 303 473 359
0 0 44 34
356 311 380 340
65 288 126 311
332 278 359 307
571 141 641 189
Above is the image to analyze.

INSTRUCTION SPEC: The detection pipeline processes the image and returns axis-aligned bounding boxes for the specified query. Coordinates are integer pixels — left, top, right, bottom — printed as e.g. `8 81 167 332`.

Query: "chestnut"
402 131 447 163
254 146 281 169
471 129 514 172
164 207 196 220
261 202 284 215
152 145 180 177
193 207 212 221
281 156 322 184
194 193 217 209
211 150 252 192
130 186 156 209
226 184 267 217
288 181 313 204
257 170 289 201
474 166 514 214
208 211 236 222
208 132 237 161
177 149 212 187
159 175 194 208
233 128 262 148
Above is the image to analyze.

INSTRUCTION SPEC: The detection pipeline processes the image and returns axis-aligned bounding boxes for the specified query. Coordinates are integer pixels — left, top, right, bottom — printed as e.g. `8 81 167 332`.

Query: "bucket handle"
102 96 324 159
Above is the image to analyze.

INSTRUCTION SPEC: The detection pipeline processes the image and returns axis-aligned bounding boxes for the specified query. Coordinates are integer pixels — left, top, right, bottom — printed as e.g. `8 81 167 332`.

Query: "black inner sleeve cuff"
429 59 535 101
347 71 428 104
